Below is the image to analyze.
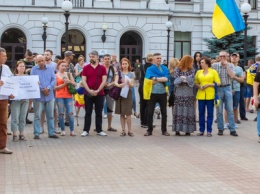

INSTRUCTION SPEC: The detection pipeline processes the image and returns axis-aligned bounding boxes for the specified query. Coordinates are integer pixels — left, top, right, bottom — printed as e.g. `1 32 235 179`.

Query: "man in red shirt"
81 50 107 136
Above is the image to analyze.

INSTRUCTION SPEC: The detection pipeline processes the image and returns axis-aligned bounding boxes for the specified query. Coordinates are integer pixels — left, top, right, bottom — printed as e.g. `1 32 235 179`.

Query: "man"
239 57 248 121
30 55 58 139
134 59 141 87
111 54 120 71
224 53 244 128
23 49 35 124
44 49 59 134
103 54 117 132
81 50 107 137
0 47 13 154
212 51 238 136
144 53 170 136
64 51 75 77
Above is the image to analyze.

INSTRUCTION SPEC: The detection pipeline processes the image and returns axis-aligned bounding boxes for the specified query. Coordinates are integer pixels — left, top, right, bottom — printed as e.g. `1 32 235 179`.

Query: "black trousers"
138 87 148 126
147 93 167 133
83 95 104 133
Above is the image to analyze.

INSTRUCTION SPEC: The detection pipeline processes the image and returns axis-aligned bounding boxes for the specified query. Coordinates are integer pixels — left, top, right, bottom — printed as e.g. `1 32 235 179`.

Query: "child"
74 81 85 125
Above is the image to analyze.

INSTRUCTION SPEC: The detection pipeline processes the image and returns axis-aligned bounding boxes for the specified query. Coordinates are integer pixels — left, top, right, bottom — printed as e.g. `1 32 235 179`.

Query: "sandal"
128 132 134 137
120 131 126 136
108 128 117 132
13 135 18 142
19 135 27 141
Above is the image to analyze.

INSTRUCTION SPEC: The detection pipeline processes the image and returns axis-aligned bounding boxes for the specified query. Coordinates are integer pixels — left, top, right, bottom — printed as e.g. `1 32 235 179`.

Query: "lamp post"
101 23 108 43
165 21 172 67
61 0 73 51
241 1 251 67
41 17 48 52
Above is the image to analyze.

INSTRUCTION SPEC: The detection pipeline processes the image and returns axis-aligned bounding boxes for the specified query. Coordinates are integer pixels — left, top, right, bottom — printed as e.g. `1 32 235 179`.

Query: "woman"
75 57 84 86
193 52 202 72
168 58 179 114
138 53 153 128
54 60 76 136
172 55 196 135
115 58 135 137
11 61 29 142
194 57 220 136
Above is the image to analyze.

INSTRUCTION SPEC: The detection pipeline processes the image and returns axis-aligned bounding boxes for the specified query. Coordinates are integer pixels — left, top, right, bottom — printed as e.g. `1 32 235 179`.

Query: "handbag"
109 70 122 100
67 72 77 94
168 90 175 107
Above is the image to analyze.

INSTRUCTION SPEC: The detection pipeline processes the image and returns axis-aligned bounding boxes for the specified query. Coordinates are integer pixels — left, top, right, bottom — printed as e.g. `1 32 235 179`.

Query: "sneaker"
70 131 76 136
241 117 248 121
254 117 257 122
34 135 40 139
26 119 32 124
230 131 238 136
0 147 13 154
54 129 61 134
61 131 66 136
49 134 59 139
81 131 88 137
218 130 223 135
97 131 107 136
224 123 229 129
103 114 107 119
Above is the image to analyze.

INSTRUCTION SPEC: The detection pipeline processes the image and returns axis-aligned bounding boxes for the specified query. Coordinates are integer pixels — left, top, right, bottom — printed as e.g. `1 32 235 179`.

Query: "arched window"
120 31 143 67
61 30 86 62
1 28 26 69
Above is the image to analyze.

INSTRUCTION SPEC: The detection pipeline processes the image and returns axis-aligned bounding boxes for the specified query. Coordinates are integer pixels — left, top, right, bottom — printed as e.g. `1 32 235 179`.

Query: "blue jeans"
103 98 107 115
239 85 246 118
198 100 214 133
257 108 260 135
33 99 55 136
56 98 74 132
10 100 29 132
132 87 136 113
216 86 235 132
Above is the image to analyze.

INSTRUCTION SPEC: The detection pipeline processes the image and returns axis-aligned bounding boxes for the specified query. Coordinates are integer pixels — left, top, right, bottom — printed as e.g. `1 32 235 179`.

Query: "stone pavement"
1 91 260 194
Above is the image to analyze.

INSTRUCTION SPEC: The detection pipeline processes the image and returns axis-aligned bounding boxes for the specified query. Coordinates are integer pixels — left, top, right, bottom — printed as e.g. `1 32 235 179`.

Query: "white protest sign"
0 76 18 96
12 75 40 100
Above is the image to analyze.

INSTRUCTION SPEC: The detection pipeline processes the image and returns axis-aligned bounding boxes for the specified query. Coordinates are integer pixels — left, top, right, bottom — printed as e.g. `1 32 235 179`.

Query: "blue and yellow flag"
212 0 245 39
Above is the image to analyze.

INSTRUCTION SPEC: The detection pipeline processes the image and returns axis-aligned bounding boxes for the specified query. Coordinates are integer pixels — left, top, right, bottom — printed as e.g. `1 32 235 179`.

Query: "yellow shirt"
194 68 220 100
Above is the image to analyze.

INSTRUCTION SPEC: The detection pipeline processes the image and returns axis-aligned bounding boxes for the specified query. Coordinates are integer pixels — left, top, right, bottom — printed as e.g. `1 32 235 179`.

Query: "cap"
64 51 75 57
231 53 239 57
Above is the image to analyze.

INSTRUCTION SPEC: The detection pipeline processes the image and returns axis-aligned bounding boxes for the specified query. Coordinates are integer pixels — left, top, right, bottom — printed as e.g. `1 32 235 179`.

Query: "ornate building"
0 0 258 68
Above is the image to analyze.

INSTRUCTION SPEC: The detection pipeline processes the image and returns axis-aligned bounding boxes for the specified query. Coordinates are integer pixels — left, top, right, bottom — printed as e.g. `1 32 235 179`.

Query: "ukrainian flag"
212 0 245 39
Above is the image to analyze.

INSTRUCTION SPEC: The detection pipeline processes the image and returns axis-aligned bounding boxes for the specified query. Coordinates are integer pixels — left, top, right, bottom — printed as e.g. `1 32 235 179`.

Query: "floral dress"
172 68 196 133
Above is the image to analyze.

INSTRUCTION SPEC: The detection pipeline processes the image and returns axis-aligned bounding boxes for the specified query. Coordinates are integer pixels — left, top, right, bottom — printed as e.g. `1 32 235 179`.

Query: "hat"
231 53 239 57
64 51 75 57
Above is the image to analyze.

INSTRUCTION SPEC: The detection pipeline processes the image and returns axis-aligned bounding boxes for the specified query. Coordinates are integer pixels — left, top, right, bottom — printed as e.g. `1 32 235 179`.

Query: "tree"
202 28 258 65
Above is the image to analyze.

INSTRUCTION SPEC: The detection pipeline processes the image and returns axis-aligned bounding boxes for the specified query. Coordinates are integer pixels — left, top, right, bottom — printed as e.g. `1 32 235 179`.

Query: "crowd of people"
0 47 260 155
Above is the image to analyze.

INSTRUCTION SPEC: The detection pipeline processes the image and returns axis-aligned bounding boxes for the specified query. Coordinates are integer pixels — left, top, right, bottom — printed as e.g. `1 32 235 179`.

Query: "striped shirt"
30 65 56 102
211 62 235 86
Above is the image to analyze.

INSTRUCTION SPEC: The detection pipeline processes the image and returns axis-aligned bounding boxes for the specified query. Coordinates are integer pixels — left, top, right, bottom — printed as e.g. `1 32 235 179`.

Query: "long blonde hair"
169 58 179 75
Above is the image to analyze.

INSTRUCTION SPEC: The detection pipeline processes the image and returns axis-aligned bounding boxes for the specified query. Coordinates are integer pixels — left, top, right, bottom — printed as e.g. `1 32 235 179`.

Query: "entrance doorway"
120 31 143 67
1 28 26 69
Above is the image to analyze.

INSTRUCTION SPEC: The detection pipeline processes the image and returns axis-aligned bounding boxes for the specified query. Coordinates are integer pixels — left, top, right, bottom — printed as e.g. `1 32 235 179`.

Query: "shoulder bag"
67 72 77 94
109 70 122 100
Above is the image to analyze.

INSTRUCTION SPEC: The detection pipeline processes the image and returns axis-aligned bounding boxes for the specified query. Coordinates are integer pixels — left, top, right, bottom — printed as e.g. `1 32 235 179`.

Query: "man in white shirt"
0 47 14 154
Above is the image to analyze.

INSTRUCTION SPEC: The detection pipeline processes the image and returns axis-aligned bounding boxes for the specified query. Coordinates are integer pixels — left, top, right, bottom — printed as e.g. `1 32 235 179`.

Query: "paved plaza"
1 90 260 194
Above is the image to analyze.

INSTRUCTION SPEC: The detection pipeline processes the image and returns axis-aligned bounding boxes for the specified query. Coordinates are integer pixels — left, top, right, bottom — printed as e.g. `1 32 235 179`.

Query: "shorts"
244 85 253 98
233 91 240 109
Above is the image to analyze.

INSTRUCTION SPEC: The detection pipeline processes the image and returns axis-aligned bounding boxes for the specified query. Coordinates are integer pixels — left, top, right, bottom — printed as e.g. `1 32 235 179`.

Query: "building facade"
0 0 259 68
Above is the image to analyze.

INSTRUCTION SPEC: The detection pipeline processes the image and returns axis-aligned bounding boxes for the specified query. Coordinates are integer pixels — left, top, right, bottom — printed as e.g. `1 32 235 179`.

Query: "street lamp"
61 0 73 51
165 20 172 67
41 17 48 52
241 1 251 67
101 23 108 43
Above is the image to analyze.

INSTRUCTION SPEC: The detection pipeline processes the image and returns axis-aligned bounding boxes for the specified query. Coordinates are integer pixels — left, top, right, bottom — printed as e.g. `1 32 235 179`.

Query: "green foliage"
202 29 258 63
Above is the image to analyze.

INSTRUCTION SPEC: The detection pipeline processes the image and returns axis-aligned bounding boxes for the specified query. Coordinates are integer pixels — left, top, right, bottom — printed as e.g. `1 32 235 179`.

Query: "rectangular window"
249 0 257 9
174 32 191 59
